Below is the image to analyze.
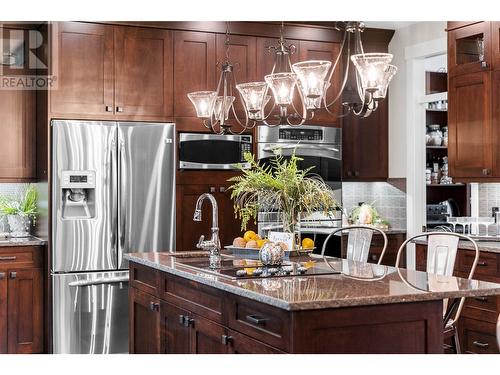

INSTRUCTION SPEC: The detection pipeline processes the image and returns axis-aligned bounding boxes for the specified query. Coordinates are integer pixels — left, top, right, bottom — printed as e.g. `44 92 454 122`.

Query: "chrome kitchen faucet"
193 193 222 269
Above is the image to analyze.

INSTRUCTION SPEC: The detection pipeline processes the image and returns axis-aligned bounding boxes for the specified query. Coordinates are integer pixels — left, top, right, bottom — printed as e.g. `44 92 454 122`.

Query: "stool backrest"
320 225 388 265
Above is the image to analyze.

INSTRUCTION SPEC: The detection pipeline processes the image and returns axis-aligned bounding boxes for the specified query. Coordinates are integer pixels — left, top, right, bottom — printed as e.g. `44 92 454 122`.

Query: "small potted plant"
0 184 38 238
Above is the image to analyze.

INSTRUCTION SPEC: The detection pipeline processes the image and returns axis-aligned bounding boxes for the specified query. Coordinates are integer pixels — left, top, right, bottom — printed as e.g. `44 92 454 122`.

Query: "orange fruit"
302 238 315 249
256 239 269 248
243 230 257 242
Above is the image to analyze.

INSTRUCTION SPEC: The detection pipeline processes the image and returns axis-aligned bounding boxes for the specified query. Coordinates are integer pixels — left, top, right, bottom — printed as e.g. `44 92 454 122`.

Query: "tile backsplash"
477 183 500 217
0 183 29 198
342 182 407 230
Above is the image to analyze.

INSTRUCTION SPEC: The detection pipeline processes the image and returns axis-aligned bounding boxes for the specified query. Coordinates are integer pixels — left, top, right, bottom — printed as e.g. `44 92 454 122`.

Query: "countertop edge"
0 235 47 247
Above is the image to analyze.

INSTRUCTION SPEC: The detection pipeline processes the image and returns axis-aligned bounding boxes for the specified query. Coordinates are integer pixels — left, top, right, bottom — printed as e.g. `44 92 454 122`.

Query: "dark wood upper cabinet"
7 268 43 354
491 70 500 176
448 71 492 178
0 89 36 181
114 27 173 119
128 287 161 354
216 34 257 118
173 31 216 118
50 22 114 117
448 22 491 77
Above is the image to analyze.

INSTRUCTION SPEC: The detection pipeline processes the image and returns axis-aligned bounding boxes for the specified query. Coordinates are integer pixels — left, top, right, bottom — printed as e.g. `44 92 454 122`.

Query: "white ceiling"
364 21 416 30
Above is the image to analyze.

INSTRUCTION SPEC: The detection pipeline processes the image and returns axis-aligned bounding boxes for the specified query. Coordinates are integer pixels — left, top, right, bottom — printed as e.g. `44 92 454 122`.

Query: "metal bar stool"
320 225 388 265
497 313 500 351
395 232 480 354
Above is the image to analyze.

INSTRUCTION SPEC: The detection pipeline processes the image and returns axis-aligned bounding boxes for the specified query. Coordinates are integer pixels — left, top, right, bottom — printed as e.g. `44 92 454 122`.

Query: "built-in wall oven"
256 125 342 235
179 133 252 170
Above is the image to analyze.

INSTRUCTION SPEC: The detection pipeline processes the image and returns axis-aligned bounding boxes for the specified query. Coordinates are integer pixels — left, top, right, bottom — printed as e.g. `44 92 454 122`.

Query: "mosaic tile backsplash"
342 182 407 230
477 183 500 217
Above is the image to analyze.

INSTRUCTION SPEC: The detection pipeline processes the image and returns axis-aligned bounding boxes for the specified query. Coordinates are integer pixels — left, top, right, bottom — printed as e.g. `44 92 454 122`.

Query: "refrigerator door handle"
110 132 118 255
68 276 129 287
118 135 127 262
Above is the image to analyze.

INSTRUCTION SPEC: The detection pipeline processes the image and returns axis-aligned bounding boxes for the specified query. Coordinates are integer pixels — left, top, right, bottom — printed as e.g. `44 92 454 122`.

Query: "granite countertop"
0 235 47 247
414 238 500 254
124 252 500 311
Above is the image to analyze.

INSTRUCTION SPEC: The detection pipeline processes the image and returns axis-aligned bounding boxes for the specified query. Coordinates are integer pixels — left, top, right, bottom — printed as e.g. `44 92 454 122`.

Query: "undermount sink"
169 251 211 258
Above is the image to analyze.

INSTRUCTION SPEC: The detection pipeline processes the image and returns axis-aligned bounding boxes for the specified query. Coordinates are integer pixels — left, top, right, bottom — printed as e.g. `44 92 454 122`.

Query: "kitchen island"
125 252 500 354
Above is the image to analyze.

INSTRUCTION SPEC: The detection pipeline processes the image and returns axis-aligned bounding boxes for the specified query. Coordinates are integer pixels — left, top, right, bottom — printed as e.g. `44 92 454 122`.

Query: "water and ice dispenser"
60 170 96 219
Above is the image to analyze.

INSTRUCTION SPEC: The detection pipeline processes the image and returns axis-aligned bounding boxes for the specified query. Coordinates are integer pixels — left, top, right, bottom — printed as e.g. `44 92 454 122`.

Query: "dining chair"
320 225 388 265
395 232 480 354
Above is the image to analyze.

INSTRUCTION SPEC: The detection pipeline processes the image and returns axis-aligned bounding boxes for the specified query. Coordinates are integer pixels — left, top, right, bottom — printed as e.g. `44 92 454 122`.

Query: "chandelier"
187 21 397 135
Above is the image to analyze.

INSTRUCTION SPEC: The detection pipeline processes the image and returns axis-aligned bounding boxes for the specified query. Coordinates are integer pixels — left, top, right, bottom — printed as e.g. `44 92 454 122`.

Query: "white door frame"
404 37 447 268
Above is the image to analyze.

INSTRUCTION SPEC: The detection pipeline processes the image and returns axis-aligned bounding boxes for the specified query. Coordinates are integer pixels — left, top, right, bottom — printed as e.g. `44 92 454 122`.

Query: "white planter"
7 214 30 238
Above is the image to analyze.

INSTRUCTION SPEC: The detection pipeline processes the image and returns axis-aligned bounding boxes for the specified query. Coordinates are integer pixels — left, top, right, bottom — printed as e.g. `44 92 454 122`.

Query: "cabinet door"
129 287 161 354
226 329 283 354
493 70 500 176
50 22 114 118
448 71 492 178
0 88 36 180
189 314 227 354
216 34 257 119
217 185 245 247
298 40 342 124
173 31 216 118
161 302 190 354
7 268 43 354
448 22 491 77
114 26 173 120
492 22 500 70
0 275 6 353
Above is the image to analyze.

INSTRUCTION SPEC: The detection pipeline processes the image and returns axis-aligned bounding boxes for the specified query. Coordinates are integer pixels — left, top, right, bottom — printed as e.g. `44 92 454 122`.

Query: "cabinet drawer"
161 273 223 323
227 295 290 352
458 251 499 278
465 295 498 312
461 318 499 354
227 329 284 354
0 247 42 270
129 262 160 296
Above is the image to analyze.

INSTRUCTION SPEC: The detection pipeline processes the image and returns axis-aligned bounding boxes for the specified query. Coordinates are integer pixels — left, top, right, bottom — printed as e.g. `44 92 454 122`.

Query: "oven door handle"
262 144 339 153
68 276 129 287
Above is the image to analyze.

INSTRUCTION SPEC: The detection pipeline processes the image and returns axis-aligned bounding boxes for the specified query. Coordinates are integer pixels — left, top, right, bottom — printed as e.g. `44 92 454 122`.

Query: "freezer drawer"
52 271 129 354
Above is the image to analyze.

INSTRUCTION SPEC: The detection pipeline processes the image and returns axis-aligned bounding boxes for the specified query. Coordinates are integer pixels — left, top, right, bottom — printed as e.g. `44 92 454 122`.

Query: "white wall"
388 22 447 178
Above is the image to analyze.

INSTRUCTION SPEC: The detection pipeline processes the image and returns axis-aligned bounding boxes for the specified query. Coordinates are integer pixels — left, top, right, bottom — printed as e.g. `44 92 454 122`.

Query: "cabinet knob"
482 169 491 176
354 171 359 177
481 61 488 69
149 301 159 312
209 187 216 193
0 272 5 279
219 186 226 193
183 316 194 327
105 105 113 112
116 106 124 113
179 314 185 325
221 334 233 345
9 271 16 279
347 171 353 177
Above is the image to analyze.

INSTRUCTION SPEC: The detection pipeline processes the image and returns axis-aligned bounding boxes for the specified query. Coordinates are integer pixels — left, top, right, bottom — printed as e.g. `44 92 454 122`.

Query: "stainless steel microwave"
178 133 252 170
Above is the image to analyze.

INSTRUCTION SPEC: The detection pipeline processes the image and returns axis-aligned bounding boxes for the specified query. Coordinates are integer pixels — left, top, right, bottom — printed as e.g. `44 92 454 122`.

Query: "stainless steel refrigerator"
51 120 175 354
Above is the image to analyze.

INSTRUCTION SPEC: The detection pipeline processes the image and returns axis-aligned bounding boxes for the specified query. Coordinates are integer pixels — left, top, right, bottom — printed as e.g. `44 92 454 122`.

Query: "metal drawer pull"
221 335 233 345
149 302 160 312
116 106 124 113
477 261 488 267
472 341 489 348
474 297 488 302
0 256 16 261
0 272 5 279
105 105 113 112
245 314 268 325
10 271 16 279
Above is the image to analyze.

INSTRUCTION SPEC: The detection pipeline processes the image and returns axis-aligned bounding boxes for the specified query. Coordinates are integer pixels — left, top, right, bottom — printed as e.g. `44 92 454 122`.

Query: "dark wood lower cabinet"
129 260 443 354
0 246 44 354
129 287 161 354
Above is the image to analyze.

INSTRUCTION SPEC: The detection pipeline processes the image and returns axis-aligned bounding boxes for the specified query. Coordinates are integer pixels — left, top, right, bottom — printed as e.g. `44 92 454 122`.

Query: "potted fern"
0 184 38 238
228 151 340 244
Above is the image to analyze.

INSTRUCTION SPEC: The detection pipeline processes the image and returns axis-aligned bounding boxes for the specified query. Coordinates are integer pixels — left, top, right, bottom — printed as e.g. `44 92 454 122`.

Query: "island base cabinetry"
129 262 443 354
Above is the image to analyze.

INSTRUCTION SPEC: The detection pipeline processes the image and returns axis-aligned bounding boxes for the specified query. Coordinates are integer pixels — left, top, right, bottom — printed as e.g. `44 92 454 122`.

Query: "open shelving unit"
425 71 469 225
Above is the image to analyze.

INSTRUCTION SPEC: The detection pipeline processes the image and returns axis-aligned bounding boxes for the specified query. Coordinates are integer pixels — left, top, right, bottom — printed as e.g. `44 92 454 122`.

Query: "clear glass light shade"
373 64 398 100
292 60 332 100
351 53 393 93
236 82 268 114
187 91 217 118
213 96 235 121
264 72 297 106
248 96 271 120
299 81 331 109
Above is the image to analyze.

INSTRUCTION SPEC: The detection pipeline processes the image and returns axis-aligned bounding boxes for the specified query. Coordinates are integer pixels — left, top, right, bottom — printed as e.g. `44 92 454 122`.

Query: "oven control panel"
279 128 323 141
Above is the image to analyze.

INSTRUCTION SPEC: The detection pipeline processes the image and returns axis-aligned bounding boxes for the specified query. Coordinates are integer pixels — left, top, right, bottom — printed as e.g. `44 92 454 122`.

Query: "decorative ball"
259 242 285 266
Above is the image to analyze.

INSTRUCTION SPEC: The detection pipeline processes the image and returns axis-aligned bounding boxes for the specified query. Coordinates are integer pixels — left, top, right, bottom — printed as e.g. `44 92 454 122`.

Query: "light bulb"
278 83 289 101
199 100 208 114
250 91 258 108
